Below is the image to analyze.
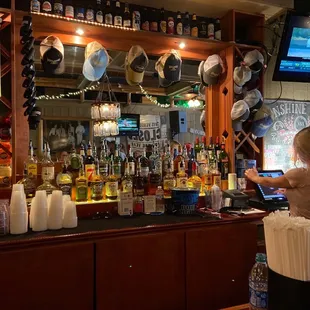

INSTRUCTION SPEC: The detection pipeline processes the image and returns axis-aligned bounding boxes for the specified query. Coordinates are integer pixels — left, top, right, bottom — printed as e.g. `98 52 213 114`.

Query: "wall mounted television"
118 114 140 136
273 11 310 83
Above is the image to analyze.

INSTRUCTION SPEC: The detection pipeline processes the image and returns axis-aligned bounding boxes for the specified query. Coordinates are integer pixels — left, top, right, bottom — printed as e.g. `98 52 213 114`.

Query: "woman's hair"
293 126 310 164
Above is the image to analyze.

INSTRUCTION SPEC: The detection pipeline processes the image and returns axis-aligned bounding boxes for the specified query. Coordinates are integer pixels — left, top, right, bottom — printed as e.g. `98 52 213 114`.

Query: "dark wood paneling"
0 243 94 310
96 232 186 310
186 223 257 310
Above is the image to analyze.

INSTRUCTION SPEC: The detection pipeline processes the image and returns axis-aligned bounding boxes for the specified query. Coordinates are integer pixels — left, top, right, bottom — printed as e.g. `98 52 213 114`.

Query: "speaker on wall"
169 111 187 135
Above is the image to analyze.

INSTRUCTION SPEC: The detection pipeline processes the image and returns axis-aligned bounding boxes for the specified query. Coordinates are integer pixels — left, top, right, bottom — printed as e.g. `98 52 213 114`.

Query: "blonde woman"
245 127 310 219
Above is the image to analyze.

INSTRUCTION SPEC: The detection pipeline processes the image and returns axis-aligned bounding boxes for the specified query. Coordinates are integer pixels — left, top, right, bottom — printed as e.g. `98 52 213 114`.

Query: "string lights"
139 85 170 108
31 12 137 32
35 81 100 100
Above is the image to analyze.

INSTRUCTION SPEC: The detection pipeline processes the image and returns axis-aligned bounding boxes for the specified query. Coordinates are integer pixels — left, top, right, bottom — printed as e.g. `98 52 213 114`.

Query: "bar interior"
1 0 310 309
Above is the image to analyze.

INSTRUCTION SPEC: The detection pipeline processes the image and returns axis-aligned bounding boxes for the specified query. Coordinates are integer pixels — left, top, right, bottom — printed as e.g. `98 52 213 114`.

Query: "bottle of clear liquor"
25 140 37 178
121 159 133 193
90 162 104 201
56 160 73 196
75 163 88 202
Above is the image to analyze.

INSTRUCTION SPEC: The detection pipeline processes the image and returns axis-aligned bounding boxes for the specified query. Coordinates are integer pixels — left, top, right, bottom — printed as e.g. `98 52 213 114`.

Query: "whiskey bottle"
123 2 131 27
173 148 184 176
75 163 88 202
25 140 37 178
56 161 73 196
183 145 189 174
105 161 119 200
133 158 144 197
121 159 133 193
90 163 104 201
114 0 122 26
162 144 172 176
140 148 149 178
127 146 135 176
113 148 122 180
105 0 113 25
163 162 176 196
188 162 202 193
176 160 188 188
191 13 198 37
85 142 95 183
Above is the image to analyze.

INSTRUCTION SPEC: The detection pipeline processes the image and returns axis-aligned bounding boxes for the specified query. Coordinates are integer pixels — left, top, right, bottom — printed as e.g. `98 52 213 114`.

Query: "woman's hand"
245 167 259 183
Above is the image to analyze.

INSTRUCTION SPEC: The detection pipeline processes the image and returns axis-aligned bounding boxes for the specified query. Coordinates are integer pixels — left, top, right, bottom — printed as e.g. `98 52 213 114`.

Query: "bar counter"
0 211 266 310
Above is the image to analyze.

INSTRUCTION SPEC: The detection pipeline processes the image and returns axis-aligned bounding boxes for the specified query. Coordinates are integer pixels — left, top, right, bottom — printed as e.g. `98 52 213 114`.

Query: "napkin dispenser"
222 190 249 208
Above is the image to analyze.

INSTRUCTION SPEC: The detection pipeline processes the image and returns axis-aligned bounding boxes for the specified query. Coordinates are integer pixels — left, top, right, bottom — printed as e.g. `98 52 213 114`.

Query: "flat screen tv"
273 11 310 83
118 114 140 136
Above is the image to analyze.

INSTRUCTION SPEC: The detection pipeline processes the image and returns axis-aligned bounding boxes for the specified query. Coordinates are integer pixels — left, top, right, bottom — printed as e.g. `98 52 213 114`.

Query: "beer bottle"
191 13 198 37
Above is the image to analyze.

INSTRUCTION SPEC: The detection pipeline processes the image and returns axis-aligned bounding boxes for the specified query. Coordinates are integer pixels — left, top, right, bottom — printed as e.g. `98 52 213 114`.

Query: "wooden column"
11 4 29 181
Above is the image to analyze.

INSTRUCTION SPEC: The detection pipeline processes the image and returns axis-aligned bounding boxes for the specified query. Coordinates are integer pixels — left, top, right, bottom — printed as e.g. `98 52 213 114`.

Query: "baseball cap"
40 36 64 75
251 105 274 137
233 66 251 94
198 54 224 86
231 100 250 131
244 49 264 73
83 41 109 81
125 45 149 86
155 49 182 87
244 89 263 113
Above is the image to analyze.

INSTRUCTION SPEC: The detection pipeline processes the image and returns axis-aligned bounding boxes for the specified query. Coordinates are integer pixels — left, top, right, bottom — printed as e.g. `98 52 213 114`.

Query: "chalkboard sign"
264 100 310 172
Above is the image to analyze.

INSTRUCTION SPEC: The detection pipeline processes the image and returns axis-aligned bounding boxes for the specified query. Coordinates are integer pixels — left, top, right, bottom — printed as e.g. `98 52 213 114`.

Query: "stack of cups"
63 201 78 228
10 185 28 234
31 190 48 232
48 190 63 230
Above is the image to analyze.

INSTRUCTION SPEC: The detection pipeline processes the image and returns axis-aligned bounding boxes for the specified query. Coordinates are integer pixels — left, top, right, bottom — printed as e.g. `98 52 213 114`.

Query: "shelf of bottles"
17 135 230 213
30 0 222 40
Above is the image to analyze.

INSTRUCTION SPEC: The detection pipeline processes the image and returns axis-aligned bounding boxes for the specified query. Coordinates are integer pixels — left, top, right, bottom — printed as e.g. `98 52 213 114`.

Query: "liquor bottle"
132 10 141 30
183 12 190 36
204 166 212 191
208 137 216 169
159 8 166 33
79 144 86 164
85 142 95 183
105 161 119 200
141 7 149 31
155 186 165 214
140 148 149 178
133 158 145 197
99 143 109 177
211 161 221 188
68 147 81 172
41 1 52 13
53 0 63 16
191 13 198 37
215 136 221 160
199 19 207 38
167 15 175 34
173 149 184 176
113 148 122 180
154 147 163 178
188 162 202 192
25 140 37 178
18 167 36 199
114 0 122 26
163 162 176 196
194 137 201 160
65 0 74 18
148 146 157 172
148 160 161 195
86 4 95 21
215 18 221 40
208 19 215 39
75 5 85 20
31 0 41 13
105 0 113 25
183 145 189 174
126 146 135 176
176 11 183 35
75 163 88 202
218 141 229 181
176 160 188 188
90 163 104 201
187 148 196 178
121 159 133 193
93 144 99 167
123 3 131 28
95 0 104 23
173 148 177 160
150 9 158 32
162 144 172 176
56 162 73 196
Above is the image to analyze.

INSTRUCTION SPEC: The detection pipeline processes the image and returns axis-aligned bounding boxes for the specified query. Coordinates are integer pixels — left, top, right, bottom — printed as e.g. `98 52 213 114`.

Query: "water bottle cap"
255 253 267 263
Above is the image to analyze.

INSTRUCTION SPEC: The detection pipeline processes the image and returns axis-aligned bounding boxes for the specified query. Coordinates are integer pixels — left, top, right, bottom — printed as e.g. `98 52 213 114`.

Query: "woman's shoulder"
285 167 310 187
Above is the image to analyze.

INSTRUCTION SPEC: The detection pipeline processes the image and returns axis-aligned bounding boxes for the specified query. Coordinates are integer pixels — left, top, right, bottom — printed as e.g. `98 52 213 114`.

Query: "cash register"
249 170 289 211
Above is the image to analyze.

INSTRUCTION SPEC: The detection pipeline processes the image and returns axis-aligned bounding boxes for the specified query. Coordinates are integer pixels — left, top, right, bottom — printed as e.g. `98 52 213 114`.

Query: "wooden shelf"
23 12 235 60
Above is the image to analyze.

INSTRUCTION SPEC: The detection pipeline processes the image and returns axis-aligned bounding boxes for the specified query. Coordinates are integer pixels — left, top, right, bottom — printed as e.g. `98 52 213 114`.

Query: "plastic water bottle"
155 186 165 214
249 253 268 310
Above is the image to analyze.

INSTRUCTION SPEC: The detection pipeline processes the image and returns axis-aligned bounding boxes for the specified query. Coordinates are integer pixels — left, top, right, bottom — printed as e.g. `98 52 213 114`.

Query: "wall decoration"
43 119 91 156
264 100 310 172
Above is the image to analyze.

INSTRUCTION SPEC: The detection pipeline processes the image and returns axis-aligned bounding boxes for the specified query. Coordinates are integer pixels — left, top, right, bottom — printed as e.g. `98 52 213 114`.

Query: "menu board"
264 100 310 172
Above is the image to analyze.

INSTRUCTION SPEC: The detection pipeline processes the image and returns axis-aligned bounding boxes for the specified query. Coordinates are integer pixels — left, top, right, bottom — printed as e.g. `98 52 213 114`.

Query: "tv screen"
273 12 310 82
118 114 140 136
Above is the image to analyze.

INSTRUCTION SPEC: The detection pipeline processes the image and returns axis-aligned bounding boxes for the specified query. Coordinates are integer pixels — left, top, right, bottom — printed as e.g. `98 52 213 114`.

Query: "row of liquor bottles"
30 0 221 39
19 137 229 201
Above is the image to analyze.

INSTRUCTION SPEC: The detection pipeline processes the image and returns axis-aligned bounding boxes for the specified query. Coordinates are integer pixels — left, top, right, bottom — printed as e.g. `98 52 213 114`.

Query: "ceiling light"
76 28 84 35
179 42 186 49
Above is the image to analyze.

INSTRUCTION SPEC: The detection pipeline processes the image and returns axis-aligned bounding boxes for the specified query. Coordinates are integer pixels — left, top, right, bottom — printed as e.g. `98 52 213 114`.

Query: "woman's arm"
245 167 292 189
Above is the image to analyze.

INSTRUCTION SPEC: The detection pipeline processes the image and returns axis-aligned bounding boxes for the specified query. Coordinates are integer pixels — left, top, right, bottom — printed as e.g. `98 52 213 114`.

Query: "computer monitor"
255 170 288 202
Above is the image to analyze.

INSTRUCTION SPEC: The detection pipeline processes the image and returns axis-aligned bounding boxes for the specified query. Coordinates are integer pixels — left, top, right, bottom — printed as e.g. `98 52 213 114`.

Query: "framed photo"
43 119 91 158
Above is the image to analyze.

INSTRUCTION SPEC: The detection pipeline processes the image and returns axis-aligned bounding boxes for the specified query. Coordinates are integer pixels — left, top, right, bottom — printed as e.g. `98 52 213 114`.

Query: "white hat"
233 66 252 94
244 50 264 73
83 41 109 81
231 100 250 131
244 89 263 113
198 54 224 86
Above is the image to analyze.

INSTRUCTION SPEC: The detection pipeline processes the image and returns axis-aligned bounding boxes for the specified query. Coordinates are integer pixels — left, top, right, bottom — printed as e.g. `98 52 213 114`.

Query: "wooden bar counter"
0 211 265 310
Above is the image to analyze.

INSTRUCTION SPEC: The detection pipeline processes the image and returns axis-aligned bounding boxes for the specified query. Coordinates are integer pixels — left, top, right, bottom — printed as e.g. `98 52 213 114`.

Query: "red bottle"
167 16 175 34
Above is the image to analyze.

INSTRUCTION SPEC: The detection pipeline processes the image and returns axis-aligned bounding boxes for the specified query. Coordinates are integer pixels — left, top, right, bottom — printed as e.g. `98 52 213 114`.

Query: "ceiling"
126 0 293 19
